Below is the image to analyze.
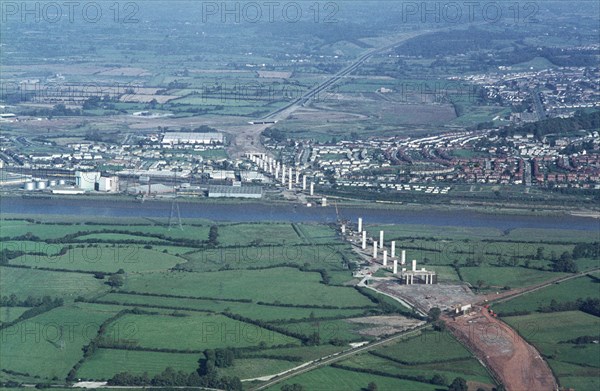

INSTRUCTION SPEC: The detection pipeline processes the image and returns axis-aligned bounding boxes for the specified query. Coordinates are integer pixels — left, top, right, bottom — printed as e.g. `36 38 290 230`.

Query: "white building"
97 176 119 192
75 171 100 191
208 185 262 199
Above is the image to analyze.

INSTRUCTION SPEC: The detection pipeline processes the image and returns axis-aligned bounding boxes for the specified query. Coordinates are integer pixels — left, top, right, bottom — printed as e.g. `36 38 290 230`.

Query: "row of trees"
108 360 242 390
0 297 63 331
0 294 61 308
539 298 600 317
208 225 219 246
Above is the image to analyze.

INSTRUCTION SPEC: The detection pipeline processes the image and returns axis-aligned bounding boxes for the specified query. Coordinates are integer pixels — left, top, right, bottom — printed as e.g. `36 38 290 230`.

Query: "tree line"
0 296 63 330
107 351 243 390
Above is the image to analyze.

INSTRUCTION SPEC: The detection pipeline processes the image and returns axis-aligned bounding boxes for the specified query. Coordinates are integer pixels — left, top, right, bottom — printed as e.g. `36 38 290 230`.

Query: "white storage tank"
49 180 57 187
24 182 35 191
36 181 47 190
58 179 66 185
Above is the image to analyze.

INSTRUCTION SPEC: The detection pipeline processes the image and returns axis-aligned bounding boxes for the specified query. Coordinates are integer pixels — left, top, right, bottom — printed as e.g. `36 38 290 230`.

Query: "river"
1 197 598 231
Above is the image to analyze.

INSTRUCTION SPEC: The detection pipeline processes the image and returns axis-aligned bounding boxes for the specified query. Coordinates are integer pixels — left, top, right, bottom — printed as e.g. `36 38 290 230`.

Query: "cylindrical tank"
49 180 57 187
24 182 35 191
36 181 47 190
58 179 66 185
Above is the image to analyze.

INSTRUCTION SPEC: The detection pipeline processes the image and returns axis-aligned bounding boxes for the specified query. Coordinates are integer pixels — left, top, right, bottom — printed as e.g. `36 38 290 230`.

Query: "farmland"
0 215 597 389
493 273 600 314
1 216 394 387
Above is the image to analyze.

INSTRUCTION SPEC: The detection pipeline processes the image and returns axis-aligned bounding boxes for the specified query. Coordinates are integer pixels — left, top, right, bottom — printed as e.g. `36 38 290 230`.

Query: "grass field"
122 267 373 307
9 247 184 273
241 344 347 362
503 311 600 389
547 359 600 391
372 330 473 363
76 349 200 380
112 312 299 350
3 215 595 386
0 306 30 324
266 365 441 391
459 266 565 289
493 274 600 314
0 304 122 379
339 353 493 385
99 292 370 321
181 243 349 272
75 233 172 243
218 358 297 380
278 319 373 343
0 266 106 299
312 328 497 388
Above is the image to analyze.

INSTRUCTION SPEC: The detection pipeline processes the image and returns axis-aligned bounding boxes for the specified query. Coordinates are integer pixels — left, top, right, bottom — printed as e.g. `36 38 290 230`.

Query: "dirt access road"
444 307 557 391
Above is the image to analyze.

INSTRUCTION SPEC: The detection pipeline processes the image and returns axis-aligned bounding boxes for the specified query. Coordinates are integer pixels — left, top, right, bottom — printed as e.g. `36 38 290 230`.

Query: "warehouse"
208 185 262 199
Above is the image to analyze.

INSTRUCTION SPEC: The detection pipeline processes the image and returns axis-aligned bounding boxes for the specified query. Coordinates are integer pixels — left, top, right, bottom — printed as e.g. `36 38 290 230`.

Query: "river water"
1 197 598 231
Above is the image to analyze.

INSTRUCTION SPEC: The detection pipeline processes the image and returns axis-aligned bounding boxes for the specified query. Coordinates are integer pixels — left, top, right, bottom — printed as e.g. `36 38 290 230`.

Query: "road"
480 267 600 305
445 269 600 391
259 29 438 122
445 306 558 391
530 87 546 121
249 325 427 391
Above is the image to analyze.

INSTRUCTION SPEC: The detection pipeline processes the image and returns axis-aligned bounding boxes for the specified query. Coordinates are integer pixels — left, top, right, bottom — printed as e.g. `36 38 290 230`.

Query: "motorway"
259 29 440 122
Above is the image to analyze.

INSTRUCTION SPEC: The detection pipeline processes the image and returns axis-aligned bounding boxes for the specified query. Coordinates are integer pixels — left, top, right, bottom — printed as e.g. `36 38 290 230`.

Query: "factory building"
97 176 119 192
75 171 100 191
1 172 31 186
208 185 262 199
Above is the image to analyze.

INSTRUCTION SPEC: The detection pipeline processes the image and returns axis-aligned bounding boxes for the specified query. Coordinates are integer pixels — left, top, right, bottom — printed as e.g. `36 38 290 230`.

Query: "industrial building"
75 171 100 191
208 185 262 199
97 176 119 192
0 172 31 186
161 132 224 145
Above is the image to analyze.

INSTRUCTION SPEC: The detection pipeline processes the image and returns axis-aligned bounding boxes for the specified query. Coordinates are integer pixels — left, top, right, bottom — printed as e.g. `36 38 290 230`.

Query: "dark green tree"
448 377 468 391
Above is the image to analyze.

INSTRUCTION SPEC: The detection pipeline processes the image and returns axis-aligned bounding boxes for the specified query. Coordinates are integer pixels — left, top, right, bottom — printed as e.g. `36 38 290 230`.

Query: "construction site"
341 216 473 313
340 215 559 391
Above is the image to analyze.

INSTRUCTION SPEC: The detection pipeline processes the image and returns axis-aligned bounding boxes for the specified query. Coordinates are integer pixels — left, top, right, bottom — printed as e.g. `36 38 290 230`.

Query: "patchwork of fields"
1 216 597 390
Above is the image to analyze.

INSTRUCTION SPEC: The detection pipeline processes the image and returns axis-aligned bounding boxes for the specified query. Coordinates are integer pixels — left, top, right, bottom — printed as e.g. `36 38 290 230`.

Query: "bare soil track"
444 308 557 391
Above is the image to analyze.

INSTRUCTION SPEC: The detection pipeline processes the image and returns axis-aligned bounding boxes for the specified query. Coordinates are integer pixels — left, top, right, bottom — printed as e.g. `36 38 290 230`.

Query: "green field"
181 243 350 272
339 353 493 385
2 215 596 388
0 266 106 299
373 330 473 363
240 344 347 362
460 266 565 289
218 358 297 380
99 292 369 321
122 267 372 307
493 274 600 314
266 365 441 391
76 349 200 379
9 247 184 273
0 304 122 379
0 306 30 324
267 329 495 390
278 319 372 343
112 312 299 350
